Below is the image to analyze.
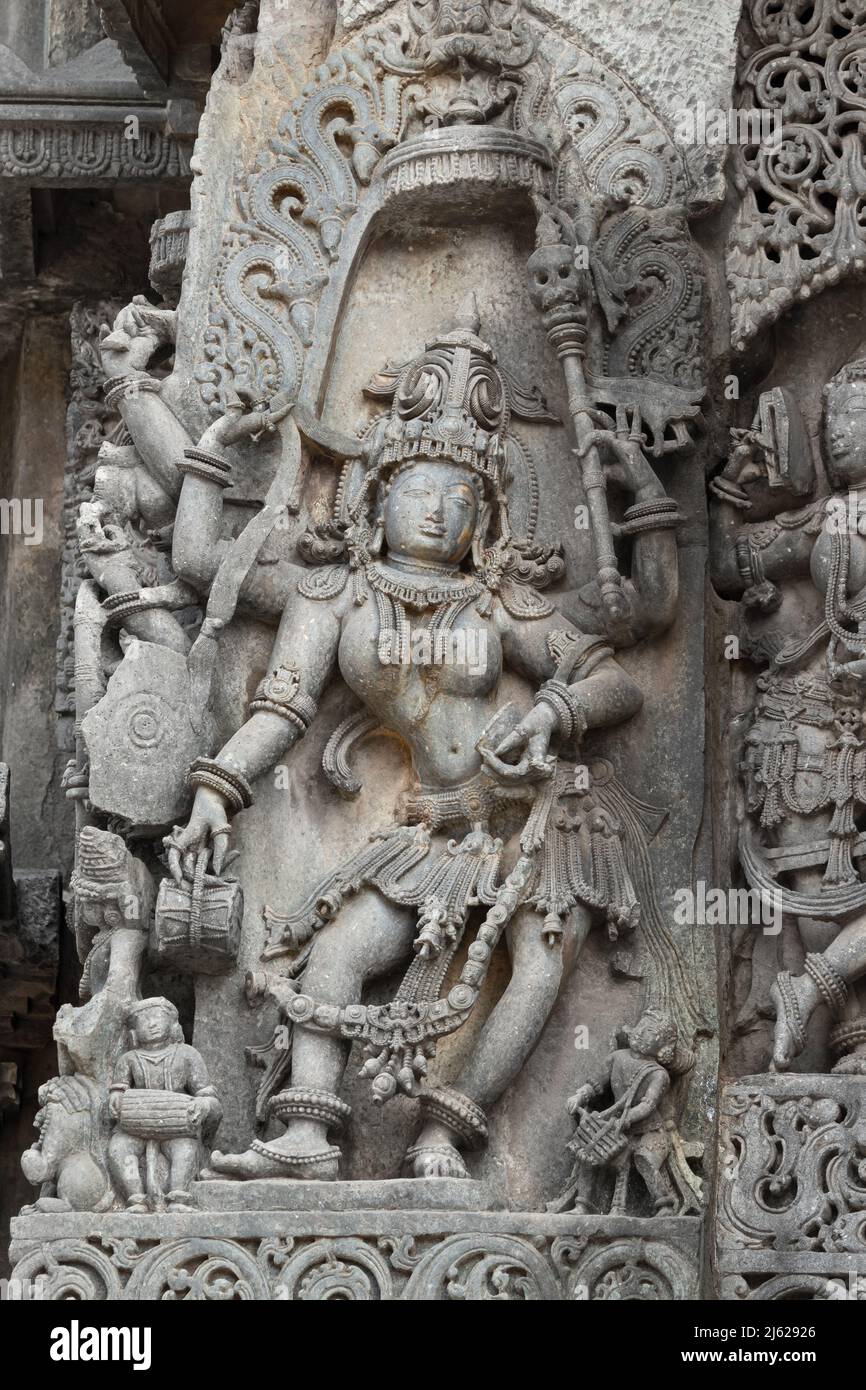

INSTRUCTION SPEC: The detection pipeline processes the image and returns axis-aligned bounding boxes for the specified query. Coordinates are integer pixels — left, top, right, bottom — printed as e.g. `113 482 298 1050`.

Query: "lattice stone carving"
728 0 866 350
718 1074 866 1298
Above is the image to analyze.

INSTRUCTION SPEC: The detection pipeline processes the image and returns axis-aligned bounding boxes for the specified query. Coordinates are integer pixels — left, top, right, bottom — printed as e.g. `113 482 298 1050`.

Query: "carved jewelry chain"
366 562 486 667
825 522 866 656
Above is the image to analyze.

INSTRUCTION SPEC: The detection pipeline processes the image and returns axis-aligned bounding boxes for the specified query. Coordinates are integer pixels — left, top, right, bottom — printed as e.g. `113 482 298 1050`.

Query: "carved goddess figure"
711 355 866 1073
99 301 685 1182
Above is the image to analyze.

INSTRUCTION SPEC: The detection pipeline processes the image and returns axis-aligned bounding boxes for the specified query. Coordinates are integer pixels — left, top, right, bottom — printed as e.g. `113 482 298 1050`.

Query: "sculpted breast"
337 604 502 707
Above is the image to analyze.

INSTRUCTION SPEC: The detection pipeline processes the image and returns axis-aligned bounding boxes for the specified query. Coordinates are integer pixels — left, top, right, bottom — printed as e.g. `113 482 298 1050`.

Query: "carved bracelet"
804 952 848 1017
104 374 162 408
249 669 317 733
187 757 253 814
617 497 685 536
178 447 234 487
534 679 589 744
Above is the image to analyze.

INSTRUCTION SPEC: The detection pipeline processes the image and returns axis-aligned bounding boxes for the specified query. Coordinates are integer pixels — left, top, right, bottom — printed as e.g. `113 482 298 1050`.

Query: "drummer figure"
107 997 222 1212
557 1010 682 1218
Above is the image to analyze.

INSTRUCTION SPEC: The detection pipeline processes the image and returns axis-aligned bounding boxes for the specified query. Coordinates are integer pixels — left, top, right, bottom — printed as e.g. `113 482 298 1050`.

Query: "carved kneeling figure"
107 998 221 1213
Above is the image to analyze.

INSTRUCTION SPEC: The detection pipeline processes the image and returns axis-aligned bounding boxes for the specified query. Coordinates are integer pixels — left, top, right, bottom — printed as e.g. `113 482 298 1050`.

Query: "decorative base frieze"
10 1209 701 1301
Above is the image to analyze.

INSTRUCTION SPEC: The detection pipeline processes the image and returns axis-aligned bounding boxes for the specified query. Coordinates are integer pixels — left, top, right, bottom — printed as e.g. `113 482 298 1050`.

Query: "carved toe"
406 1144 469 1179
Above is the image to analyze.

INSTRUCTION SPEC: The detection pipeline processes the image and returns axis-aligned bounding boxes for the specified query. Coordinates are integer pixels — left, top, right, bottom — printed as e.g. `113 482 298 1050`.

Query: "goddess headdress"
316 294 562 584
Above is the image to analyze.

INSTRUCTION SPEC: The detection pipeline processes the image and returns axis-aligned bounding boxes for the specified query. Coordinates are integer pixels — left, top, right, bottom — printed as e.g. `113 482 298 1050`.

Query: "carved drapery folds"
728 0 866 351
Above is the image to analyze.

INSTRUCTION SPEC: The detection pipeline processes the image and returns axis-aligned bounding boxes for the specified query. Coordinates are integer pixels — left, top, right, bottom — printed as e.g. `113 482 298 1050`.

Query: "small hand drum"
153 856 242 975
119 1088 201 1141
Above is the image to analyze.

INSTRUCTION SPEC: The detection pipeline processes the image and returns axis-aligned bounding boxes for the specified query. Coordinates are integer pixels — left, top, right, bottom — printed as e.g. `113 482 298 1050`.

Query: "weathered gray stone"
9 1208 701 1299
0 0 730 1300
717 1074 866 1300
728 0 866 351
8 0 866 1310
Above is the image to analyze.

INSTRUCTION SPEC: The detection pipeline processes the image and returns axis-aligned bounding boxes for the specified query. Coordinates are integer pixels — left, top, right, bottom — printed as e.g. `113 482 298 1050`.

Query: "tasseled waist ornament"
248 760 702 1108
743 687 866 887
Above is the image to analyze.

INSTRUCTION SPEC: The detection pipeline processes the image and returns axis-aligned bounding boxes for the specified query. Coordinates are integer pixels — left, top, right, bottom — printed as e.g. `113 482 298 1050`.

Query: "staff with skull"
527 199 653 630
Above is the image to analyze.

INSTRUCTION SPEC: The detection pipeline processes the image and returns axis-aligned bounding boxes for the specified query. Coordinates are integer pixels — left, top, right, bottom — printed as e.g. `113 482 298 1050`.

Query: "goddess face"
824 385 866 486
383 460 480 567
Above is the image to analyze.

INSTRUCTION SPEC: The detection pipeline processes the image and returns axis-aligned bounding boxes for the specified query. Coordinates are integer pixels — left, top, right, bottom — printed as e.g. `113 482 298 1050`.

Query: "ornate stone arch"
193 3 706 427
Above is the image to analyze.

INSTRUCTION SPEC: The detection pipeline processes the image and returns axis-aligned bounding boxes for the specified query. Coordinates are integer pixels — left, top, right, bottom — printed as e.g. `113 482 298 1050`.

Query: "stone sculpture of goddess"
101 299 686 1182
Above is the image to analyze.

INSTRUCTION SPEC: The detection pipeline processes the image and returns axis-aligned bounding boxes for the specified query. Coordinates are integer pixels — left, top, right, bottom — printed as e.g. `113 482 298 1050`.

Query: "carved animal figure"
20 1074 113 1213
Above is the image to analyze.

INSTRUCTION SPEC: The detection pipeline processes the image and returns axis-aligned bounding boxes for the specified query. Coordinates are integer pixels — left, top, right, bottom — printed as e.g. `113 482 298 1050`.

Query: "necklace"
368 561 484 611
364 561 488 665
386 554 461 579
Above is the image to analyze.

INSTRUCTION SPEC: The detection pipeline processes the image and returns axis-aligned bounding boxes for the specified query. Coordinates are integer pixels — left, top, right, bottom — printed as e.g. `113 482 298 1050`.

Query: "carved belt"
402 767 538 830
754 673 859 730
401 773 513 829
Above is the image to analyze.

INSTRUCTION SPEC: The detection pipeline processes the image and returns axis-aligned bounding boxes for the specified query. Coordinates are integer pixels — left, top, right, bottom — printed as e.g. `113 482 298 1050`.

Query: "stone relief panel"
710 4 866 1302
710 333 866 1300
710 353 866 1080
9 1212 700 1300
9 0 733 1299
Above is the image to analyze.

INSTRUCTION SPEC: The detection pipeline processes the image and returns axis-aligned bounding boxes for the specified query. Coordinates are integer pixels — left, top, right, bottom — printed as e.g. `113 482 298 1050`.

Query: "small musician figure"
551 1010 701 1218
107 997 222 1212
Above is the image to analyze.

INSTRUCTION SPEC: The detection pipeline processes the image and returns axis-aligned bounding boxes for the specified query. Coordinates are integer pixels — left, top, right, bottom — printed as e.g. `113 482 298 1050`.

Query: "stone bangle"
420 1086 488 1147
249 692 318 731
735 534 764 588
104 374 161 408
623 497 680 520
616 498 685 536
187 757 253 813
269 1088 351 1129
534 679 588 743
804 951 848 1017
178 447 234 487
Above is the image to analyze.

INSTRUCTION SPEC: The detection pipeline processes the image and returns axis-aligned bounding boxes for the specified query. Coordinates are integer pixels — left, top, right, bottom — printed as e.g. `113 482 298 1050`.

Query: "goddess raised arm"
97 297 300 623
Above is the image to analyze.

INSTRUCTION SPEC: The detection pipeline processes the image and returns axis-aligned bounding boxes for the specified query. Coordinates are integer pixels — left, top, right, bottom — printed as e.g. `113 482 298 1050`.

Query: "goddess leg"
208 890 415 1180
408 903 593 1178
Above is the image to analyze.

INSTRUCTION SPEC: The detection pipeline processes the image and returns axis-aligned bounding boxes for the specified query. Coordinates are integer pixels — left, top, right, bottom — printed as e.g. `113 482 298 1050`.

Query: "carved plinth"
717 1075 866 1300
10 1209 700 1301
196 1177 506 1212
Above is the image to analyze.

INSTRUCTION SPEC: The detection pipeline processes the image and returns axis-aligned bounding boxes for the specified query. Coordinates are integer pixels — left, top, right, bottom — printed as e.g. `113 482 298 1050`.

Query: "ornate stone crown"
366 304 509 493
825 355 866 400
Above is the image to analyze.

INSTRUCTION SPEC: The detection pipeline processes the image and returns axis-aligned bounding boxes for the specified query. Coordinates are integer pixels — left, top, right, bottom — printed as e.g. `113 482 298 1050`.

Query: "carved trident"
527 198 631 626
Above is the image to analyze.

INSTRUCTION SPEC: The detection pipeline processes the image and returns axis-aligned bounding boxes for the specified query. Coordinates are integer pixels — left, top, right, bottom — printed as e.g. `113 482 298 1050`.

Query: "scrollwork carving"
728 0 866 349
